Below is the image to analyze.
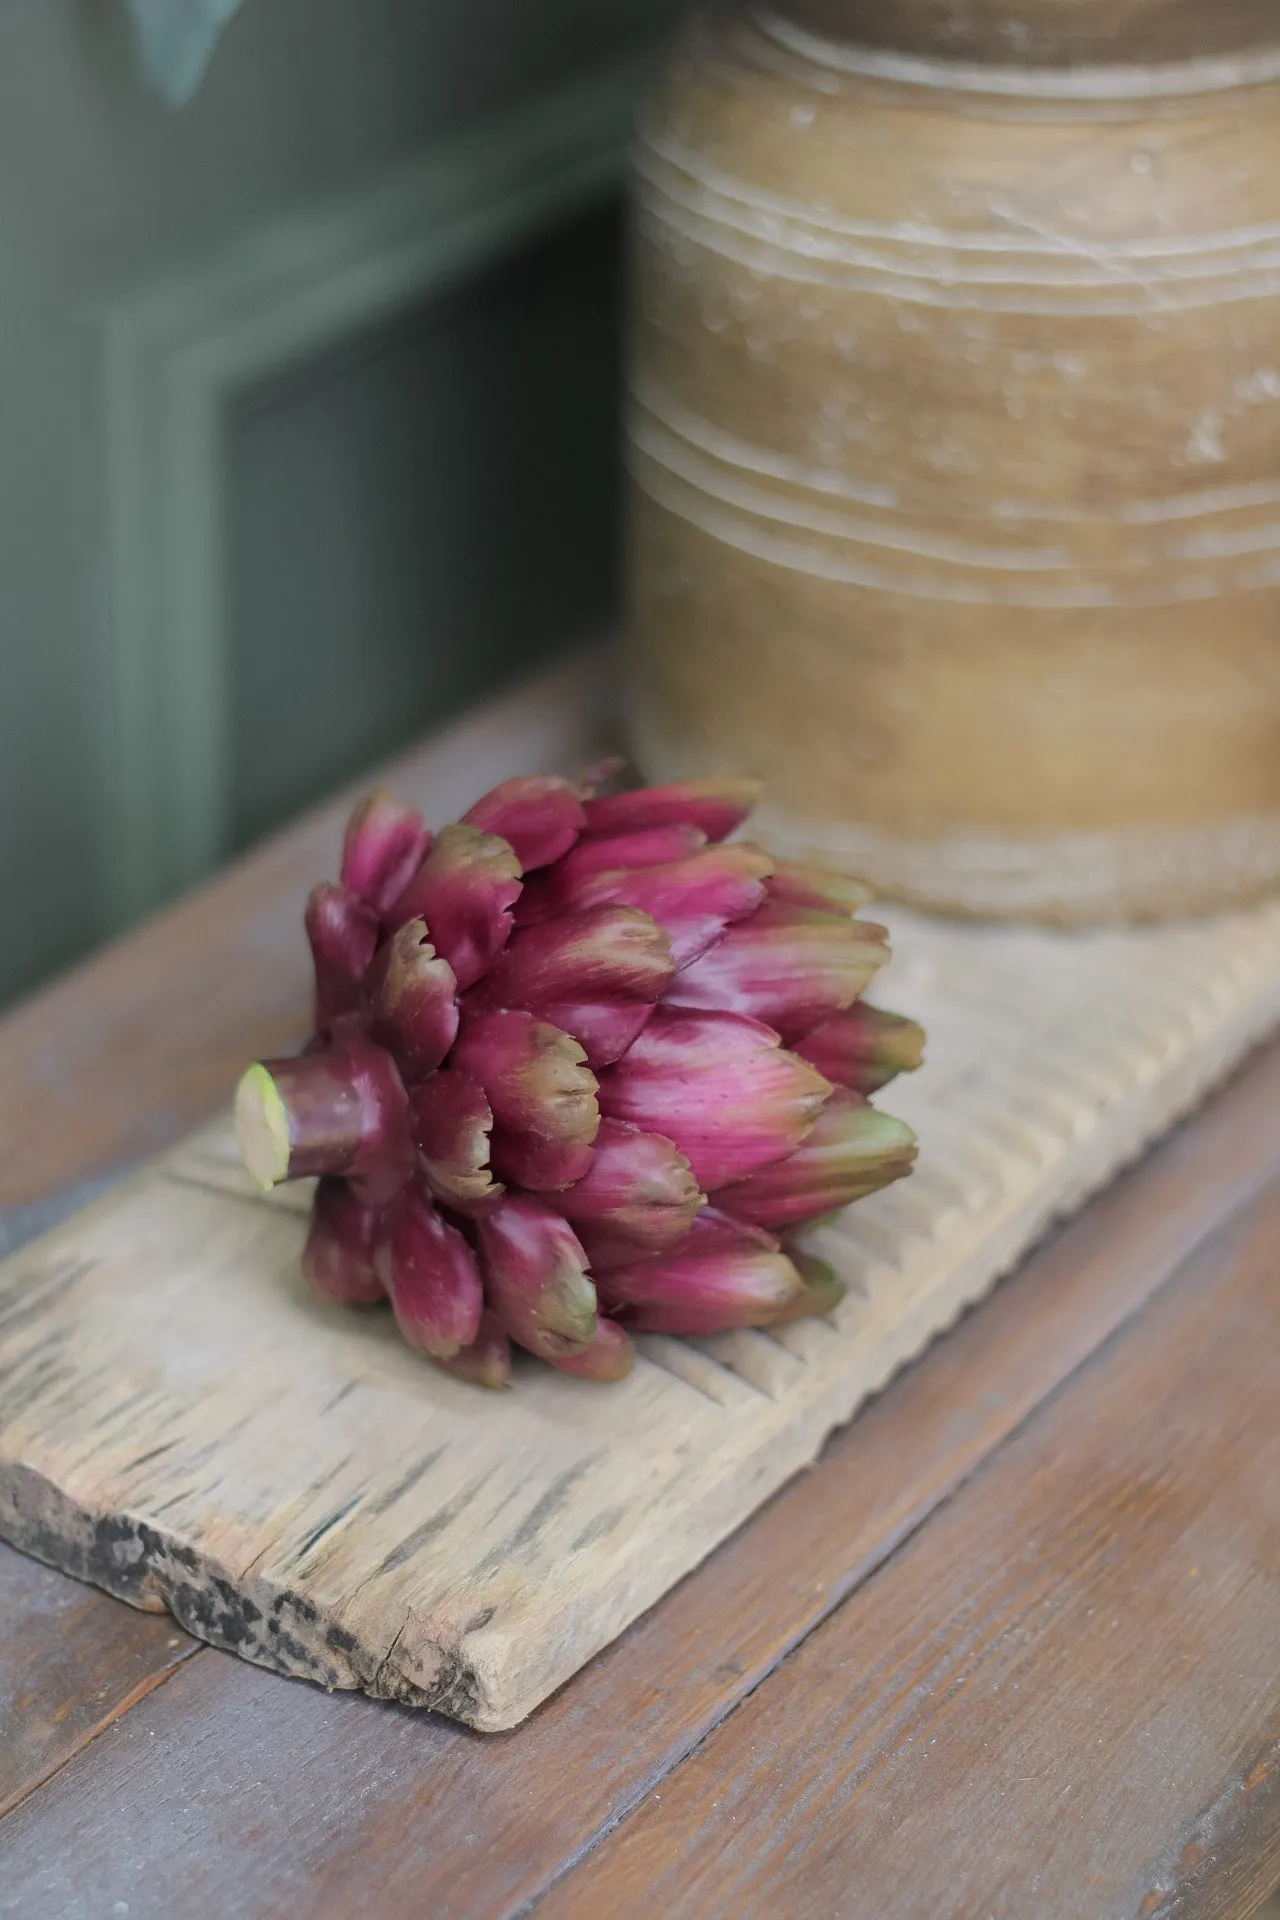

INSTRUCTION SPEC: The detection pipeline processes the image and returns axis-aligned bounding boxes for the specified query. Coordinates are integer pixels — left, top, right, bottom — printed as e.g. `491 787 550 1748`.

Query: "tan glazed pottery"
625 0 1280 920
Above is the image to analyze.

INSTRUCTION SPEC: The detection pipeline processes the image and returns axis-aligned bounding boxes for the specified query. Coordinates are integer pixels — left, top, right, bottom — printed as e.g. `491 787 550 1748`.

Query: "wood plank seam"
525 1174 1280 1920
508 1147 1280 1917
0 1640 202 1825
1130 1733 1280 1919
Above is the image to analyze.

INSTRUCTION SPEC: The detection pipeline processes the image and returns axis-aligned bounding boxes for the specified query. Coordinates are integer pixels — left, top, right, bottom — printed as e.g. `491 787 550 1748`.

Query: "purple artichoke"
234 772 922 1387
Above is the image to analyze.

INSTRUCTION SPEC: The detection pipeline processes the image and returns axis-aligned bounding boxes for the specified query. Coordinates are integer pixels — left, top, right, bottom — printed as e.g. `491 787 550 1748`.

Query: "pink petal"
555 1118 704 1264
555 843 775 968
712 1088 917 1231
527 999 656 1071
793 1003 926 1094
476 1195 597 1360
386 823 522 989
362 919 459 1082
597 1006 830 1191
409 1069 500 1213
451 1010 600 1190
305 883 379 1030
301 1178 385 1306
767 862 874 917
664 903 890 1043
514 823 706 924
476 906 675 1012
549 1317 635 1382
377 1185 484 1359
434 1309 512 1390
599 1207 805 1335
583 776 761 843
552 824 708 889
463 774 586 870
488 1127 596 1192
340 792 432 917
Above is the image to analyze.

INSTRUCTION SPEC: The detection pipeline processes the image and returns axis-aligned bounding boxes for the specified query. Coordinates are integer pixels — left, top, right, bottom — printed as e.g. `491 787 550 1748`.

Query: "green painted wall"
0 0 681 1011
228 204 623 853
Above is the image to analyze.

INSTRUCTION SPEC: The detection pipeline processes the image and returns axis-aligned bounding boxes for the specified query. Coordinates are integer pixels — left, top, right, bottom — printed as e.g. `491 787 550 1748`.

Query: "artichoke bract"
234 772 923 1388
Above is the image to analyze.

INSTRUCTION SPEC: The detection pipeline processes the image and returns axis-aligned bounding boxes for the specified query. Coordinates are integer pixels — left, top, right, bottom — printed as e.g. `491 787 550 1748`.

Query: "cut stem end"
234 1064 294 1190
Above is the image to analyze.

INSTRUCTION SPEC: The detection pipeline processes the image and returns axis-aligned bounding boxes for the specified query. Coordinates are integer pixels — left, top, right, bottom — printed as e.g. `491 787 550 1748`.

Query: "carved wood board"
4 901 1280 1730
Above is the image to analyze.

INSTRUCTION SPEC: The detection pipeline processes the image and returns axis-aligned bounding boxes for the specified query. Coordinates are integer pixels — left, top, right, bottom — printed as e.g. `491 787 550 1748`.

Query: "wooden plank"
0 1541 196 1820
4 1044 1280 1915
538 1180 1280 1920
8 886 1280 1728
0 649 612 1212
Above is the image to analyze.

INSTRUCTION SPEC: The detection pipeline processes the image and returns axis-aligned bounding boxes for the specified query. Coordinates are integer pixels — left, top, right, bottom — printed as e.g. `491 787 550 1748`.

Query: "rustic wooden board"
4 901 1280 1730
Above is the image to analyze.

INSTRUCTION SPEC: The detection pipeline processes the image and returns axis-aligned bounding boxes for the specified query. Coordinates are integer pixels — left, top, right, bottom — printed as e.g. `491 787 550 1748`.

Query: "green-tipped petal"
713 1090 917 1231
794 1003 926 1094
477 1196 597 1360
599 1007 830 1192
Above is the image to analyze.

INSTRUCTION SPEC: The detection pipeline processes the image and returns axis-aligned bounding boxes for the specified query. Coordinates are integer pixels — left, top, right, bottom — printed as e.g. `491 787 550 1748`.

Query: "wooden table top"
2 653 1279 1920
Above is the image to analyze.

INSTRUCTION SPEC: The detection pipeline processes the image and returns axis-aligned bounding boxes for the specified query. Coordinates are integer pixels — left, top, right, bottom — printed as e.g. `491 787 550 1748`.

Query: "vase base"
630 721 1280 925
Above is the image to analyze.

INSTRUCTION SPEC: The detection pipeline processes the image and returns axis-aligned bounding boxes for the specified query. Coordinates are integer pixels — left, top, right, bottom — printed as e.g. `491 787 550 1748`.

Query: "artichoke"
234 772 922 1387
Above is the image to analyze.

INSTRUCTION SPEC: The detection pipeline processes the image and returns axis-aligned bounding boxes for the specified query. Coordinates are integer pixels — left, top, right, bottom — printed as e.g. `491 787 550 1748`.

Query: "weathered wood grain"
4 1040 1280 1916
538 1176 1280 1920
7 886 1280 1729
0 648 613 1213
0 1541 196 1820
